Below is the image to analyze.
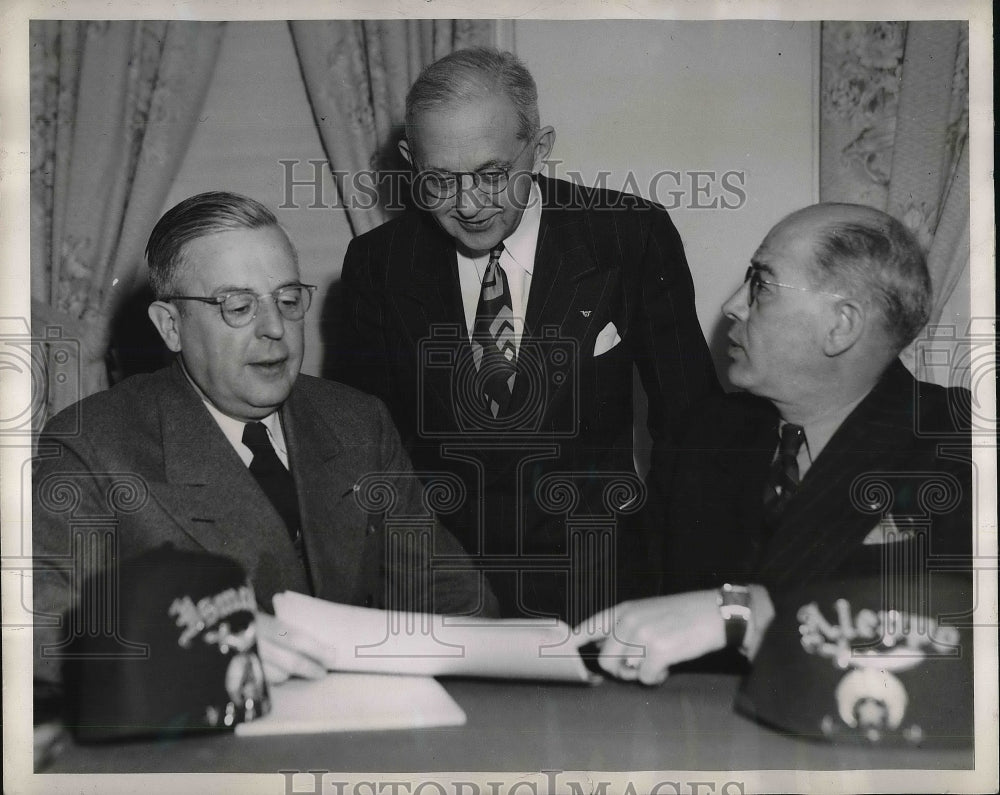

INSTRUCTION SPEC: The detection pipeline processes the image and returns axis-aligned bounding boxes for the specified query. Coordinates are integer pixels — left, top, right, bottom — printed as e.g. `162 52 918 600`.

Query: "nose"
254 296 286 339
453 174 492 217
722 279 750 321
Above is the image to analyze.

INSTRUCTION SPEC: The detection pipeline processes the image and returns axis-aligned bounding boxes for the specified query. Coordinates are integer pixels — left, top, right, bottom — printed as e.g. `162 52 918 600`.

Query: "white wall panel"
514 20 818 379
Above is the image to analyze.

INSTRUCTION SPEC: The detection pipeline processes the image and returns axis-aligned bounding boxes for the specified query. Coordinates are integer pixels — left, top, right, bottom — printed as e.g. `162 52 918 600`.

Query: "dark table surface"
41 673 973 775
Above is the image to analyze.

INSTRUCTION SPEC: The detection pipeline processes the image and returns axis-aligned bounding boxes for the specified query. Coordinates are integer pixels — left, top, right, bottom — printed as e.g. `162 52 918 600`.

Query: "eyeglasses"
414 138 535 200
743 266 846 307
165 284 317 328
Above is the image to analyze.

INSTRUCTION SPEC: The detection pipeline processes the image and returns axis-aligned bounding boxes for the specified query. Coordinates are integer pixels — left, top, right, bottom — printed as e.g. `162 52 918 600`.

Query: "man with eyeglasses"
335 48 719 624
584 204 972 743
33 191 497 692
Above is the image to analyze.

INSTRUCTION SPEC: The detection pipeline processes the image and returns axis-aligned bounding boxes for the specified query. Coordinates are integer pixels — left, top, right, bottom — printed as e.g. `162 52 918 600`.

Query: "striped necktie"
471 245 516 418
762 423 806 526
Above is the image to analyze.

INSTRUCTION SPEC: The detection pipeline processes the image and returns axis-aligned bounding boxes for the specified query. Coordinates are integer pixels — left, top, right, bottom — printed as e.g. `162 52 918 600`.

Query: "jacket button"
364 595 374 607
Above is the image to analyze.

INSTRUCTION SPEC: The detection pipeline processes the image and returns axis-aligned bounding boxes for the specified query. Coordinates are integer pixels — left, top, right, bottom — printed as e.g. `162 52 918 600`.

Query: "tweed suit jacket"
33 361 497 684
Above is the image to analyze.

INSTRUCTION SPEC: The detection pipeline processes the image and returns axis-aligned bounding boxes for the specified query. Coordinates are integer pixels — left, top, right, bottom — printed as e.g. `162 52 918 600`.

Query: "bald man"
587 203 972 689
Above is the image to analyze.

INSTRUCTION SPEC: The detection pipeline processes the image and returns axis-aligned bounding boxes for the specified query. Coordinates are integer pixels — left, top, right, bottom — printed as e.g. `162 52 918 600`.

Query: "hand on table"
576 590 727 685
255 612 337 685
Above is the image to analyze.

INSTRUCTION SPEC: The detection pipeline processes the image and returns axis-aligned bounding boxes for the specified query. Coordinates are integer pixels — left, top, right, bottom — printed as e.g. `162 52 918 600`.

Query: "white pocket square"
862 514 916 545
593 321 622 357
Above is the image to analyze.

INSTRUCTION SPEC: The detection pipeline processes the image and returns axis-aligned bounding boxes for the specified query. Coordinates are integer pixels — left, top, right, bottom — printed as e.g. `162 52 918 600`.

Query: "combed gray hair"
405 47 540 143
807 203 931 352
145 191 293 299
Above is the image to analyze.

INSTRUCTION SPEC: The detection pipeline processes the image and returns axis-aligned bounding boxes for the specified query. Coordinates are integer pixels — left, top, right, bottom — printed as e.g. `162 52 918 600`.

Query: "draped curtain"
819 21 970 381
289 20 495 237
30 20 225 427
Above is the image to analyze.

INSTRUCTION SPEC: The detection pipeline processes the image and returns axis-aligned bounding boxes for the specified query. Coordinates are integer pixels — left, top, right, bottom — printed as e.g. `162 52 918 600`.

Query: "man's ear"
531 126 556 173
148 301 183 353
398 137 413 168
824 298 865 356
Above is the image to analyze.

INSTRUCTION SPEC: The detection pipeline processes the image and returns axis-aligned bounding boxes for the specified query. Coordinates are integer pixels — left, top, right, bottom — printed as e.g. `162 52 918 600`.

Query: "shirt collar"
500 180 542 275
780 390 869 468
179 359 287 461
201 399 286 458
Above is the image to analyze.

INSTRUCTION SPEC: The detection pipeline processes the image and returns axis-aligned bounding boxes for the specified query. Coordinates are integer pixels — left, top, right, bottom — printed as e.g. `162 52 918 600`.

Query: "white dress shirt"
201 399 289 469
456 181 543 355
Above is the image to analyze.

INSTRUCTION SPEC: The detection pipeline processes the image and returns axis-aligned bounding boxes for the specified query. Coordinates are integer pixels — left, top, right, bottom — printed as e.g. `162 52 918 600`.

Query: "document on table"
272 591 596 683
236 672 466 736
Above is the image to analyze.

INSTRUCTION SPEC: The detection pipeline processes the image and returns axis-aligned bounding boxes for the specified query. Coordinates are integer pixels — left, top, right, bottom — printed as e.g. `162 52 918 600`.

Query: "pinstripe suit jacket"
663 359 973 596
33 362 497 684
334 176 719 620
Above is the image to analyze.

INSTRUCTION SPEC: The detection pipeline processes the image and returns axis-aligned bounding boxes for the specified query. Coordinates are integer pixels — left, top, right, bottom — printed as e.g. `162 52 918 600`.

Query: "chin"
441 219 508 254
247 380 294 411
456 231 503 255
726 363 753 391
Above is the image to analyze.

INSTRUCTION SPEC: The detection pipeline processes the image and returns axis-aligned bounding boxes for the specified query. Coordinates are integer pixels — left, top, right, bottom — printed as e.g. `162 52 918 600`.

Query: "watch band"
718 583 752 649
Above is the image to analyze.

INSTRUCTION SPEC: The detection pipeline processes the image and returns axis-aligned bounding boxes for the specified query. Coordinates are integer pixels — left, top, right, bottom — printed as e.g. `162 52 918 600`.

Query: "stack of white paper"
235 672 466 736
272 591 595 683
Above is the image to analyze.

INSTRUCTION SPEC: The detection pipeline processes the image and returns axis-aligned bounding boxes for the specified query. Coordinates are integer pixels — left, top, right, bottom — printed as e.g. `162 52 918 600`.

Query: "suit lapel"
757 362 914 584
523 179 604 341
150 363 308 594
281 388 368 603
735 415 780 567
514 178 611 413
390 216 467 339
385 219 467 424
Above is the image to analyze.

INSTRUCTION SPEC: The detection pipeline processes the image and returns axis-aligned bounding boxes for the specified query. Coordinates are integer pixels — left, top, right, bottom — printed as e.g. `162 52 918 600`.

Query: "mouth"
726 337 744 355
249 358 287 373
455 214 498 232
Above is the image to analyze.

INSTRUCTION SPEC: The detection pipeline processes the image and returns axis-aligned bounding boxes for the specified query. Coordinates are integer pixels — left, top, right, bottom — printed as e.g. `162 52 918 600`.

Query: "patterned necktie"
762 423 806 526
242 421 301 544
471 244 517 418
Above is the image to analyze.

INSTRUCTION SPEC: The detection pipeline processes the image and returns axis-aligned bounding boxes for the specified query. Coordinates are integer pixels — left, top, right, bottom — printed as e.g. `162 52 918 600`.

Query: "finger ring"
621 657 641 670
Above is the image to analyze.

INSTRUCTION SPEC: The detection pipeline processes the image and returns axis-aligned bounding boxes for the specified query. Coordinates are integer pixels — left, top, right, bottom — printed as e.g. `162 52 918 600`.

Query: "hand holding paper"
578 591 727 685
256 612 337 684
273 592 597 683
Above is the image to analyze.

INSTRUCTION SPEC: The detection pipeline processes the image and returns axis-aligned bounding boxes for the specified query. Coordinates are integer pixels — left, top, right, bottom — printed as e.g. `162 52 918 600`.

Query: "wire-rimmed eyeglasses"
164 283 317 328
414 138 535 200
743 266 846 306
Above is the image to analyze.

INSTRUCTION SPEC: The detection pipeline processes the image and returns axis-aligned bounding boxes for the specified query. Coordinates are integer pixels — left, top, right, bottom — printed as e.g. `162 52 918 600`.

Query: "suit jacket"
664 358 973 597
334 176 719 620
668 362 976 745
33 362 497 684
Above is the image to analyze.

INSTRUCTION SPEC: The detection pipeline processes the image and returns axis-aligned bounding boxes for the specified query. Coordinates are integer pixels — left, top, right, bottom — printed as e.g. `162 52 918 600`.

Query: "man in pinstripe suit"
588 203 972 693
334 48 719 623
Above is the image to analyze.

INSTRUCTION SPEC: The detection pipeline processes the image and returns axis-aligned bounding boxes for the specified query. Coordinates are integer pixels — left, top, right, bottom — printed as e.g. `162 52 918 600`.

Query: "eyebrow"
423 157 510 173
749 260 775 277
209 280 302 296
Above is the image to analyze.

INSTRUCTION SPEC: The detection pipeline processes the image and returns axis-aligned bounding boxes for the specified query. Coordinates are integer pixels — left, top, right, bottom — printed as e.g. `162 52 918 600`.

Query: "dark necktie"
242 421 301 544
762 423 806 527
471 244 517 418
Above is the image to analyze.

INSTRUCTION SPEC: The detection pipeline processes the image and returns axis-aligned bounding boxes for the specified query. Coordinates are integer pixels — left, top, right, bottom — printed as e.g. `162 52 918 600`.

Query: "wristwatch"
718 583 752 649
